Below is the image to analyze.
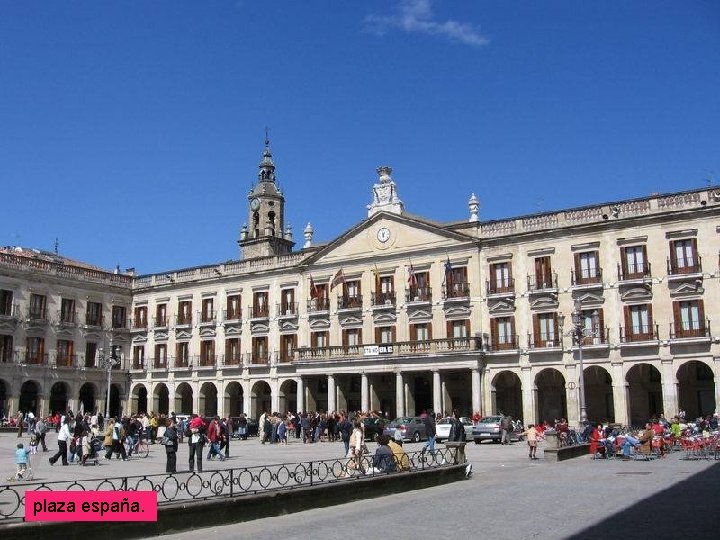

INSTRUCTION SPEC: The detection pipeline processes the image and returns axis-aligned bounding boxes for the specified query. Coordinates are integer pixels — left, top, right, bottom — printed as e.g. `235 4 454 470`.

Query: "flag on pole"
309 275 319 299
444 256 454 291
329 268 345 291
373 264 382 294
407 261 417 288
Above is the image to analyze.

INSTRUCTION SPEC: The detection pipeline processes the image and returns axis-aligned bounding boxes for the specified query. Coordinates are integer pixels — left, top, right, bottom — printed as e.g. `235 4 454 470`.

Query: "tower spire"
258 128 276 182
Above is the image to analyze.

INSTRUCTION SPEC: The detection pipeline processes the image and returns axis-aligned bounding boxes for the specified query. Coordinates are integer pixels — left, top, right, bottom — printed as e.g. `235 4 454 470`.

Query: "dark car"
362 417 390 441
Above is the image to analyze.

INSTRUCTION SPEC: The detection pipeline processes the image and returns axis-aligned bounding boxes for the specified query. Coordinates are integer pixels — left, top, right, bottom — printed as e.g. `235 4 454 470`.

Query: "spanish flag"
329 269 345 291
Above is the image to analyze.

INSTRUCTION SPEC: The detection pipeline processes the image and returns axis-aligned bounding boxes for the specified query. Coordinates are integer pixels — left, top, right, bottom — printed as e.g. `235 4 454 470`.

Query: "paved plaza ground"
1 430 717 539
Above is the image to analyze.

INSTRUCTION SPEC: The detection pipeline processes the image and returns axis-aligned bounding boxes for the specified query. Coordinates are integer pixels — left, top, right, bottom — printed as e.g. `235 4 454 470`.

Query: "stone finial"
368 165 404 217
240 224 248 241
284 225 293 241
303 223 313 248
468 193 480 222
377 166 393 184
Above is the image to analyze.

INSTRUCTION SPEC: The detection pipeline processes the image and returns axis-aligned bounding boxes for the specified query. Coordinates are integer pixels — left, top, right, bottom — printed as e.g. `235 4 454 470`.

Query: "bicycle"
124 436 150 458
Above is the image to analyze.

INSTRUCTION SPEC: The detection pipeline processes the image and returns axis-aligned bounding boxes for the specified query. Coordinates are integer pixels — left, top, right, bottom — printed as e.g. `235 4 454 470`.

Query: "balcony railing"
176 314 193 326
130 317 148 330
131 358 145 370
23 352 49 365
307 298 330 313
667 256 702 276
251 305 270 318
669 320 711 340
619 324 660 343
222 309 242 322
0 304 20 319
222 354 243 367
152 357 168 370
199 310 217 324
26 308 48 322
153 316 168 328
54 353 79 368
277 302 298 317
84 313 103 327
296 336 480 361
527 274 558 292
617 262 652 281
487 335 519 352
528 333 561 349
574 328 610 346
337 295 363 310
406 286 432 303
173 356 192 369
443 282 470 300
570 268 603 286
111 317 128 330
371 292 396 307
57 310 78 325
249 353 268 365
486 279 515 295
198 354 217 368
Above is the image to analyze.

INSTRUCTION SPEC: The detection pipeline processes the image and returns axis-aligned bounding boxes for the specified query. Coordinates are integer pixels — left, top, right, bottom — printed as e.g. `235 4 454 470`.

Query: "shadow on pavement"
568 461 720 540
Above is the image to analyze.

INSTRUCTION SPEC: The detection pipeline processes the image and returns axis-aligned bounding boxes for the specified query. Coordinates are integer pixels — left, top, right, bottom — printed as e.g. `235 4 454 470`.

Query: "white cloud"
364 0 488 47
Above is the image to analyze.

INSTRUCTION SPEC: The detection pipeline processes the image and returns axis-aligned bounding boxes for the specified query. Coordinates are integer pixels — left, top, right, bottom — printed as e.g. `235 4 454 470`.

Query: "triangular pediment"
132 334 148 344
303 212 476 267
153 331 169 341
529 296 559 310
407 308 433 321
488 299 516 314
224 326 242 336
372 312 398 324
444 305 472 318
251 322 269 334
339 315 364 326
175 330 193 340
55 328 75 339
309 318 330 330
199 327 217 338
573 292 606 305
669 281 704 297
620 285 653 302
279 320 299 332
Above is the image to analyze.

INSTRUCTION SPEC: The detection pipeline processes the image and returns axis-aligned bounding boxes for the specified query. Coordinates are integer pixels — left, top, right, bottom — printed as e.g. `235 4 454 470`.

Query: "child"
11 443 31 481
29 435 39 455
81 430 92 465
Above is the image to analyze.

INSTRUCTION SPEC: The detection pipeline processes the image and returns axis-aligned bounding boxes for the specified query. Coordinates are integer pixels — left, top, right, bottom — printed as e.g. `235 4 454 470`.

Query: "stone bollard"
544 429 559 450
444 441 467 464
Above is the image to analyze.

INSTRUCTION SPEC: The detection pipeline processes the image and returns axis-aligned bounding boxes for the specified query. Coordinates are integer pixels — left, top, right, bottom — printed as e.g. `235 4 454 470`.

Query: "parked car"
435 416 474 442
382 416 427 442
472 415 521 444
363 417 390 441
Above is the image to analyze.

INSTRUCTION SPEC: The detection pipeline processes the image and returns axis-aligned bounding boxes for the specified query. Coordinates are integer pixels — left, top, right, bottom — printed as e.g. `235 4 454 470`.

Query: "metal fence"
0 448 458 523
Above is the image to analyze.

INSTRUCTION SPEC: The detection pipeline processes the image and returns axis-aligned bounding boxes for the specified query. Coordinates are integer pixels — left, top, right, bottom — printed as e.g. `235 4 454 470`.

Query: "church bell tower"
238 136 295 259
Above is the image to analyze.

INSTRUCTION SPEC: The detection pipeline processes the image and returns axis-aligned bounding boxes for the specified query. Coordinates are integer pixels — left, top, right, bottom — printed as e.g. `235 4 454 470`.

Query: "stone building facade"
2 141 719 426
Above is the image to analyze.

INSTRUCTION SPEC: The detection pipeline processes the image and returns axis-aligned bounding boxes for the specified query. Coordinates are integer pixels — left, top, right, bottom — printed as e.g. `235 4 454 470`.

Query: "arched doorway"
109 383 122 418
49 381 69 415
0 379 9 417
224 381 244 417
250 381 272 419
20 380 40 415
175 382 193 414
279 380 297 413
584 366 614 422
152 383 169 415
677 361 716 420
131 384 148 414
78 383 96 415
491 371 522 420
199 382 218 416
626 364 662 427
535 369 566 424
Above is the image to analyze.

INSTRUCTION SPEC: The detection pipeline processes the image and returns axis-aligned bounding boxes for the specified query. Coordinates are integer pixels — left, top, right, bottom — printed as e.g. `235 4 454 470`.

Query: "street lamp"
98 341 121 419
559 299 600 424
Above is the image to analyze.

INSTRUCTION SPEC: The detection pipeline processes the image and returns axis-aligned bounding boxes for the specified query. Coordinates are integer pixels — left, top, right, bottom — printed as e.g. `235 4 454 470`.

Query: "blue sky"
1 1 718 274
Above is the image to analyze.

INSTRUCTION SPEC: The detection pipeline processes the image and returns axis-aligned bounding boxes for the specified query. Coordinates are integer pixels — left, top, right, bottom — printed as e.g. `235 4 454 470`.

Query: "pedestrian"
337 414 352 455
103 418 114 458
500 415 512 445
421 411 436 456
522 424 539 460
16 410 24 438
10 443 31 481
206 416 225 461
218 417 230 458
34 417 49 452
49 417 72 466
188 414 205 472
163 418 179 473
110 417 128 461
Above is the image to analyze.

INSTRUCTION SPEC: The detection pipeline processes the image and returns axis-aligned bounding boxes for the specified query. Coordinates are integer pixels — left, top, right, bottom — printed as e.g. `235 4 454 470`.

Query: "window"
488 262 513 294
225 338 241 365
56 339 74 367
447 320 470 339
59 298 75 324
253 292 269 318
155 344 167 368
342 328 363 349
577 309 605 344
252 336 268 363
375 276 395 305
533 256 554 290
311 331 329 349
310 283 330 310
29 293 47 320
280 334 297 362
85 342 97 368
490 317 515 350
86 301 103 326
281 288 296 315
1 335 13 362
200 340 215 366
408 271 431 301
132 345 145 369
178 300 192 325
201 298 215 323
339 280 362 309
133 306 148 329
375 326 395 344
532 313 558 347
669 239 699 274
176 342 190 367
623 304 654 341
111 305 126 329
226 295 241 321
410 323 432 341
574 251 600 284
0 289 13 316
621 245 648 279
673 300 706 338
155 303 167 327
446 266 469 298
26 337 45 364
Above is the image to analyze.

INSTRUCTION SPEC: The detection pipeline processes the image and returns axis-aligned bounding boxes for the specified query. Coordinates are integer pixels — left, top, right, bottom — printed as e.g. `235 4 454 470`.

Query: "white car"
435 416 474 442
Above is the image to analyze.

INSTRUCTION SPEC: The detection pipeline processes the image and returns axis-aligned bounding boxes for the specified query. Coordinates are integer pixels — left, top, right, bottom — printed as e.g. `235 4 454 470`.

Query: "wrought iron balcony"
667 256 702 276
198 310 217 324
198 354 217 369
54 353 80 368
443 282 470 300
669 320 711 340
172 356 192 369
486 279 515 296
176 314 193 326
617 262 652 281
307 298 330 313
57 310 78 325
151 357 168 371
26 308 48 322
619 324 660 344
526 274 558 293
337 295 363 310
249 352 268 365
570 268 603 286
153 316 168 329
487 335 519 352
406 286 432 303
222 354 243 367
0 303 20 319
250 305 270 318
130 358 145 370
84 313 103 327
23 352 49 365
296 336 480 361
130 317 148 330
277 302 298 317
371 291 396 307
111 316 128 330
527 333 561 349
222 308 242 322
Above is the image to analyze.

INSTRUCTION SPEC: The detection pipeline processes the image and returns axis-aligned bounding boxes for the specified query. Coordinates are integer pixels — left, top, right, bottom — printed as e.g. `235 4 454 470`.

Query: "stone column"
432 370 442 415
327 374 336 413
242 383 252 418
361 373 369 412
484 368 494 415
441 379 448 415
471 368 481 414
611 362 628 426
565 364 579 426
521 366 534 426
192 382 200 416
660 358 677 418
395 372 405 417
271 379 280 413
297 377 305 413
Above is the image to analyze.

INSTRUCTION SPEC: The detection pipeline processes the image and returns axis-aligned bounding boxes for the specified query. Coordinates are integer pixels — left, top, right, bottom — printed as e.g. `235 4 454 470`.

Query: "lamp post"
98 341 120 419
560 300 600 424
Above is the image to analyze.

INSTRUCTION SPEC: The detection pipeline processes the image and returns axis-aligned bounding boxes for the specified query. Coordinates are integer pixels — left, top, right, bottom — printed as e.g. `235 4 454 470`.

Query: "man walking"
34 416 49 451
49 417 71 466
421 411 436 456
